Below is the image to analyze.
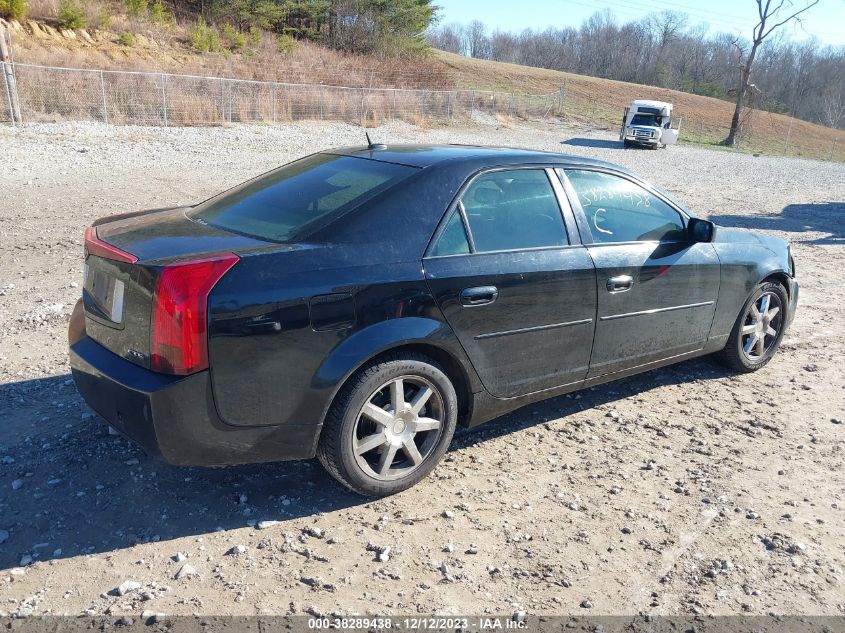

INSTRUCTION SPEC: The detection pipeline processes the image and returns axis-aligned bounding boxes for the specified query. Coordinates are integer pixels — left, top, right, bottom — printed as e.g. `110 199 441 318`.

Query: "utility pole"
0 24 21 125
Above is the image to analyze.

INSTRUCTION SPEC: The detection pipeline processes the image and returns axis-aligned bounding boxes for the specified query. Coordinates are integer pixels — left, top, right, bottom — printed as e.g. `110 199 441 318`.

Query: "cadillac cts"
69 145 799 496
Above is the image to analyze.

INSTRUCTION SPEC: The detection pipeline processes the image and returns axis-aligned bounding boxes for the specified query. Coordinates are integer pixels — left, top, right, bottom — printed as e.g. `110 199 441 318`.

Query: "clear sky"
434 0 845 47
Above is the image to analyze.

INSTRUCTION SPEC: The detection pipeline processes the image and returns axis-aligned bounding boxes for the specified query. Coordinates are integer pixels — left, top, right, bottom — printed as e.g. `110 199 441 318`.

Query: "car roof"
326 144 629 172
631 99 672 109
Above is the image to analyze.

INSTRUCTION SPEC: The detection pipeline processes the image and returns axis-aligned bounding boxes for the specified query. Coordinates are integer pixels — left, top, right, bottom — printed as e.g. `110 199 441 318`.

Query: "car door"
559 168 720 377
423 167 597 399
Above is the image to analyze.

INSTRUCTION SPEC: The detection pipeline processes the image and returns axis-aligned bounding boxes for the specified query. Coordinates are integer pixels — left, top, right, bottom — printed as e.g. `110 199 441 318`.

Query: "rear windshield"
190 154 418 242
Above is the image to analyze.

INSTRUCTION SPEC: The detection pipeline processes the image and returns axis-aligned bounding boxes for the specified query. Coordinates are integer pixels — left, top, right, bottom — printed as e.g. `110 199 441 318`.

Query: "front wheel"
316 353 458 496
718 281 788 372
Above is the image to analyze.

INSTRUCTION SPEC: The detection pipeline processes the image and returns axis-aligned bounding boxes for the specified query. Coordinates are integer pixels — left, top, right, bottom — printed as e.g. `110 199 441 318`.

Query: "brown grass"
361 109 381 128
495 112 514 129
24 0 59 20
8 19 452 89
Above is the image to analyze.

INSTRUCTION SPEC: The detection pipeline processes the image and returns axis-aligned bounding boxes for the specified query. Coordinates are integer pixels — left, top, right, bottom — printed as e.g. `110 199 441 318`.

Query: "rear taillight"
150 253 239 376
84 226 138 263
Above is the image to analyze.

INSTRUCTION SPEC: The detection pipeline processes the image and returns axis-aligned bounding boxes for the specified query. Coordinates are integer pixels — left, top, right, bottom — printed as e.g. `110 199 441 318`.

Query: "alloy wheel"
740 291 783 360
352 376 445 481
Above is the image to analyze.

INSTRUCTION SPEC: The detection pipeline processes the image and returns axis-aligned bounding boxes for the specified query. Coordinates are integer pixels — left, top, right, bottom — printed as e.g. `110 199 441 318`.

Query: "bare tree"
724 0 819 146
821 87 845 128
650 11 687 52
426 23 462 54
463 20 491 59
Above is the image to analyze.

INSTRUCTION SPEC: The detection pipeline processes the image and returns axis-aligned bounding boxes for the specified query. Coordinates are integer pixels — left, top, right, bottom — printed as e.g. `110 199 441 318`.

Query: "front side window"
564 170 686 244
458 169 568 253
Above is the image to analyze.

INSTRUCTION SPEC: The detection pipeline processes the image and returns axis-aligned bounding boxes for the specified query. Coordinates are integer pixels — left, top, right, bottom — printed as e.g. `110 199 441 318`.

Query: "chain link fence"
0 62 561 127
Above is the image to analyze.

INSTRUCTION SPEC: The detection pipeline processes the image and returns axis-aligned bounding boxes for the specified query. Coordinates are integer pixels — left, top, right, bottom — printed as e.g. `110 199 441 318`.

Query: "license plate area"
83 264 125 325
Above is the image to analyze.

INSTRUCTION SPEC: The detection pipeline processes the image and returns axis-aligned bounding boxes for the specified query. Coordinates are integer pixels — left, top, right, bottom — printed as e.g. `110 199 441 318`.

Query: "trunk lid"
95 207 271 263
83 255 156 368
83 207 272 369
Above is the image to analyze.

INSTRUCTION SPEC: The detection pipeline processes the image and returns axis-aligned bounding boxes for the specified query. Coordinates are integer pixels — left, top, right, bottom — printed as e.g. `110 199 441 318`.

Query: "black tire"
623 140 631 149
316 352 458 497
717 281 788 373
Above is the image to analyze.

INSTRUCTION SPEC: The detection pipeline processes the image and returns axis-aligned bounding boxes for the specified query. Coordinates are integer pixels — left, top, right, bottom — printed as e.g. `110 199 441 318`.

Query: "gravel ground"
0 119 844 618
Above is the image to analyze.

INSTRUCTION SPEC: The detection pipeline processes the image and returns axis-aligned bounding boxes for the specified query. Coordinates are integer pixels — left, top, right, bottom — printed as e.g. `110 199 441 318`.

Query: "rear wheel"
718 281 788 372
316 353 457 496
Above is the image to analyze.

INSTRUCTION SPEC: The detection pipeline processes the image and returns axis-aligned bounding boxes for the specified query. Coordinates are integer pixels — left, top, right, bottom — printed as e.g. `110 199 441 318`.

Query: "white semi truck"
619 100 680 149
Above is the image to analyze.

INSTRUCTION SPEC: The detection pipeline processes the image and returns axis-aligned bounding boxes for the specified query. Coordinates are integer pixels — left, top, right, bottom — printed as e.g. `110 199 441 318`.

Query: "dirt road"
1 120 843 618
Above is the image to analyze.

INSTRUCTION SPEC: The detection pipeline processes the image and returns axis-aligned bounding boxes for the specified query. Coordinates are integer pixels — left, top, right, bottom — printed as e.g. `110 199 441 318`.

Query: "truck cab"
620 100 680 149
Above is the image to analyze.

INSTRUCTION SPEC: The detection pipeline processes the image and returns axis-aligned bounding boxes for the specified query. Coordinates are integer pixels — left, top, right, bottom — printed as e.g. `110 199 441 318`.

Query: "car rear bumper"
70 335 321 466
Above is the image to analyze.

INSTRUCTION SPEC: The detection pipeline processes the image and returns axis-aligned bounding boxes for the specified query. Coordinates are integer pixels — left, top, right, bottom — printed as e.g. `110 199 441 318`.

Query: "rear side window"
459 169 568 252
191 154 417 242
564 170 686 243
430 209 470 256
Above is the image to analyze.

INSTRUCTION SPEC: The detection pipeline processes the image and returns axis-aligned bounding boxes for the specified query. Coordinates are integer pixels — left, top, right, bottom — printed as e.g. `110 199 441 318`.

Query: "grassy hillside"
4 16 844 161
3 17 451 88
436 51 845 162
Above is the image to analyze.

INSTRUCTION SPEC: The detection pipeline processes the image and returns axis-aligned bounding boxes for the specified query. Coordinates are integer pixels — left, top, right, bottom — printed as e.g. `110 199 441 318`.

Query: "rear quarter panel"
206 249 478 429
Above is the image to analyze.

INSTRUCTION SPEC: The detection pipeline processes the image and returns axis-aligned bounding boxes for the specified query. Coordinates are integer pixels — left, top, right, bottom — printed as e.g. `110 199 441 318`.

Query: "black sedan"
69 145 799 496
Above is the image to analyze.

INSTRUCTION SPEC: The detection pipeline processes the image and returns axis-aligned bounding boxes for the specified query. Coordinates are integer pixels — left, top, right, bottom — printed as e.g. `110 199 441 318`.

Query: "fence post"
161 73 168 127
272 84 276 124
1 62 12 127
391 89 396 121
0 26 20 125
220 77 225 122
319 84 324 120
99 70 108 125
470 90 475 119
782 114 794 155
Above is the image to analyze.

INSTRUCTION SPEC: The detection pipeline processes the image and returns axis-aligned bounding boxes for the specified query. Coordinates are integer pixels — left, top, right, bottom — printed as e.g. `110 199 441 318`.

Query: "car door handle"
460 286 498 306
606 275 634 293
242 320 283 334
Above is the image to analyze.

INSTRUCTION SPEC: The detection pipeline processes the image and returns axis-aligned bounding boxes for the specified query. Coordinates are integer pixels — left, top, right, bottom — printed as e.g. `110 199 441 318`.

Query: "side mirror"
688 218 716 243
